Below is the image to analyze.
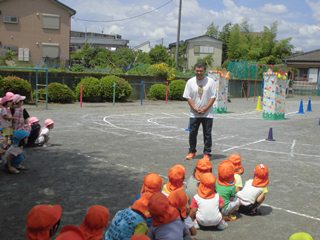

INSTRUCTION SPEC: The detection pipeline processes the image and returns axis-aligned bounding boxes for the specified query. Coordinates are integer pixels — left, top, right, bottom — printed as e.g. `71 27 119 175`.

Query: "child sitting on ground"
134 173 163 227
26 117 41 147
79 205 109 240
186 158 212 203
237 164 269 215
189 173 227 230
36 118 54 147
56 225 85 240
4 129 29 174
26 204 62 240
104 195 149 240
168 189 197 238
11 94 30 131
147 192 190 240
0 95 15 148
228 154 244 192
215 160 240 221
162 164 186 196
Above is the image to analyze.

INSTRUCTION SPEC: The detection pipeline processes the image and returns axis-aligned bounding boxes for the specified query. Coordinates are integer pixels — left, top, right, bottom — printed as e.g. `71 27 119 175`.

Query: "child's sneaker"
16 165 28 170
193 220 200 229
223 213 237 221
217 219 228 230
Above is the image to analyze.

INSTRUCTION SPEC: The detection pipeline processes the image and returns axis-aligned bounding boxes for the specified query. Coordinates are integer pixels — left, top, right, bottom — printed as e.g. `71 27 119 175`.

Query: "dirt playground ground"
0 96 319 240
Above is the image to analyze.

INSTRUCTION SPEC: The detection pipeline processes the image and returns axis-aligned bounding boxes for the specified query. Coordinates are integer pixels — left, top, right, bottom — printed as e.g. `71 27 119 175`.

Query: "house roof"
0 0 76 16
185 35 222 43
51 0 76 16
285 49 320 63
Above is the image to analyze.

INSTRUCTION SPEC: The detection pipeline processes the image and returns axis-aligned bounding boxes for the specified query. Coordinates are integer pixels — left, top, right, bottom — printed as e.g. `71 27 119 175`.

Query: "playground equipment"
262 69 287 120
208 69 230 113
0 66 48 109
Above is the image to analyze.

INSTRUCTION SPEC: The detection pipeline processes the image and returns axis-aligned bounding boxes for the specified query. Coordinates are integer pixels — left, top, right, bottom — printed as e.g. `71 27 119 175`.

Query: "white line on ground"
240 147 320 158
286 111 298 115
263 204 320 222
290 139 296 157
88 126 127 137
222 139 265 152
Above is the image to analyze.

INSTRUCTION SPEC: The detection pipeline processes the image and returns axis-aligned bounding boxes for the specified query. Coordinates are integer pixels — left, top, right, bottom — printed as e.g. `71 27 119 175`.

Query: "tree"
149 45 171 65
206 22 219 38
218 22 232 63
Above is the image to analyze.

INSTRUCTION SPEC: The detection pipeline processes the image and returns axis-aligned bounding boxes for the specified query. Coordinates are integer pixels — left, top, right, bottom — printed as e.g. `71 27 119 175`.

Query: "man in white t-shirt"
183 63 217 160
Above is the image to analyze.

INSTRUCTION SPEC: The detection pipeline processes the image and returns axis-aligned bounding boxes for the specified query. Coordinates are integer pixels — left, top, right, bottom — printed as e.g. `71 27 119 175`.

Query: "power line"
73 0 173 23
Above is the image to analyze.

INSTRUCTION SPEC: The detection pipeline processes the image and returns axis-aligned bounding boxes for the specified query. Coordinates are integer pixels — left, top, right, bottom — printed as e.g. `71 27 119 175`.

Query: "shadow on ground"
0 145 143 239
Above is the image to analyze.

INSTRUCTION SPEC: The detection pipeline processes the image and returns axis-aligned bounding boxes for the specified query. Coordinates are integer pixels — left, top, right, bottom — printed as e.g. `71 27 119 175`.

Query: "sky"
60 0 320 52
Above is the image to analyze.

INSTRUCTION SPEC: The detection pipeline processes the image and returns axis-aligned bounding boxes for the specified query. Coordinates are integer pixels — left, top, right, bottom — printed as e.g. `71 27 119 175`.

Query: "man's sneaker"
203 154 211 161
185 152 196 160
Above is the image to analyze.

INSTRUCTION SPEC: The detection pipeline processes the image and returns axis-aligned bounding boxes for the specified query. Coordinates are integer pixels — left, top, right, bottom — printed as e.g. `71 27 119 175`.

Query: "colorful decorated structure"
208 69 230 113
262 69 287 120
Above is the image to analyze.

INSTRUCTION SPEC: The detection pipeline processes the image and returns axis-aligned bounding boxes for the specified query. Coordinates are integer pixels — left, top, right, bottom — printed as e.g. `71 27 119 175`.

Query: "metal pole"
140 80 144 106
175 0 182 68
35 65 39 107
45 68 48 110
113 82 116 106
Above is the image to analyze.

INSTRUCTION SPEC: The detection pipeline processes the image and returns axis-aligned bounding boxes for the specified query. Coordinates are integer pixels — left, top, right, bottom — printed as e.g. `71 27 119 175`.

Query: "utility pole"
175 0 182 69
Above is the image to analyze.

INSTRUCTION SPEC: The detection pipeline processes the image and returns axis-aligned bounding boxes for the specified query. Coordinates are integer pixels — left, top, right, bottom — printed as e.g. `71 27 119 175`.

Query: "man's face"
195 67 205 80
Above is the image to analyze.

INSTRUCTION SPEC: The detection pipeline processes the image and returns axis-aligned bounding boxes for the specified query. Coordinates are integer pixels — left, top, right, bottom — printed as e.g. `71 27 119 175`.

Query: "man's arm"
187 98 199 113
199 97 216 114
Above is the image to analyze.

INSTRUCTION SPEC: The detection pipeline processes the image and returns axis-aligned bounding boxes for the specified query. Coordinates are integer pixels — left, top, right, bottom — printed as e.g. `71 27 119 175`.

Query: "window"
42 43 59 58
3 16 19 24
194 45 214 54
42 13 60 29
18 48 29 62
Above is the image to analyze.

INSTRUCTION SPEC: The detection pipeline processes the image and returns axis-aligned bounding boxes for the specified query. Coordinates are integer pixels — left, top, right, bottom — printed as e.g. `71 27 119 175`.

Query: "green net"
226 61 269 80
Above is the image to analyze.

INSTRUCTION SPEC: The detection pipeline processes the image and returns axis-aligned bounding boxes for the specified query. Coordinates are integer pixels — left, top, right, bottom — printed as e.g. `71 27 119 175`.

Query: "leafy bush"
126 64 151 75
70 64 85 72
75 77 101 102
100 75 132 102
0 76 32 100
48 83 75 103
148 84 167 100
147 63 175 80
33 83 75 103
169 79 186 100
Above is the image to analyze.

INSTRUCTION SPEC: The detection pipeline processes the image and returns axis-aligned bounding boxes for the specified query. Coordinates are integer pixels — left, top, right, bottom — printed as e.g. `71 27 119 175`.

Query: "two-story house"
0 0 76 66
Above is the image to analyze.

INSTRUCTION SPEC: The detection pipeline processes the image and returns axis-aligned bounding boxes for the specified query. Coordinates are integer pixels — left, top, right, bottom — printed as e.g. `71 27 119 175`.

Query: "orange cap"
228 154 244 175
148 192 180 226
252 164 269 187
55 225 85 240
198 173 216 199
79 205 109 240
131 192 153 218
26 204 62 240
168 189 188 218
140 173 163 194
217 160 235 186
165 164 186 192
131 234 151 240
194 158 212 180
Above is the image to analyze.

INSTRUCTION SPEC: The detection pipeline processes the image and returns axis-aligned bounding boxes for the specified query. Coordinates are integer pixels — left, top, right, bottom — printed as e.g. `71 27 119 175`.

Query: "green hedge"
100 75 132 102
0 76 32 100
169 79 186 100
35 83 75 103
148 84 167 100
75 77 101 102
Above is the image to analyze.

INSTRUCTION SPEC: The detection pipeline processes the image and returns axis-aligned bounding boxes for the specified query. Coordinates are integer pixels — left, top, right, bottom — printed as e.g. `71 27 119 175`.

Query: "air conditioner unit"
3 16 19 24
